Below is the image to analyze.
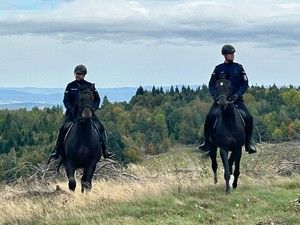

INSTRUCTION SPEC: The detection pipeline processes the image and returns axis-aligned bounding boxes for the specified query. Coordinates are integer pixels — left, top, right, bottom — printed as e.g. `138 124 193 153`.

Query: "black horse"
204 79 245 193
62 84 101 193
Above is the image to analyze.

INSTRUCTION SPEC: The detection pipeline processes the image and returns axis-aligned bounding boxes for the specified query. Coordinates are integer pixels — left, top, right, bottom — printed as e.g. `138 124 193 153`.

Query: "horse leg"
220 148 230 194
232 148 242 189
228 152 234 175
228 152 235 187
210 147 218 184
81 168 92 193
65 163 76 191
81 163 96 193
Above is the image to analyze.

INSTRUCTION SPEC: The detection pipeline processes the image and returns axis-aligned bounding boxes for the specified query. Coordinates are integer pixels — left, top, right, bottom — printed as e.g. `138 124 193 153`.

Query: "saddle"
63 120 103 141
212 105 246 130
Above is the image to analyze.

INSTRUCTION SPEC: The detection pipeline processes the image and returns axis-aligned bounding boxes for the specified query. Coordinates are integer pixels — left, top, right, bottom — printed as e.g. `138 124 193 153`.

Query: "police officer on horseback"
199 44 257 154
49 64 114 161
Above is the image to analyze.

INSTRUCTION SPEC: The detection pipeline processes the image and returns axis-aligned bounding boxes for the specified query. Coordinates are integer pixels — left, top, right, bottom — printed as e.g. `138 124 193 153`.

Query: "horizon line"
0 83 299 89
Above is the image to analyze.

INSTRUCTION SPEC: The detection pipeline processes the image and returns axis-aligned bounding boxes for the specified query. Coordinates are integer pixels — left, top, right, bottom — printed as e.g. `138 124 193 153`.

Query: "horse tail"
199 148 211 159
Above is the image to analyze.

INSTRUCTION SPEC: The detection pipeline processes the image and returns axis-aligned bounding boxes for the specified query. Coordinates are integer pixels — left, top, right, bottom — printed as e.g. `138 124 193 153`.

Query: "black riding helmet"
74 64 87 75
221 45 236 55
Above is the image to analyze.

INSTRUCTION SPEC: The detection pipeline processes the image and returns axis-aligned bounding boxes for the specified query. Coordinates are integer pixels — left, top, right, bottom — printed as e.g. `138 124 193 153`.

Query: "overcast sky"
0 0 299 88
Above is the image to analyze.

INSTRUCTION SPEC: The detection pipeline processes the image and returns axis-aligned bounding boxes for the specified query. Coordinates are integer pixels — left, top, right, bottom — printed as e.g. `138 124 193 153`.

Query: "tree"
135 86 144 96
101 95 111 108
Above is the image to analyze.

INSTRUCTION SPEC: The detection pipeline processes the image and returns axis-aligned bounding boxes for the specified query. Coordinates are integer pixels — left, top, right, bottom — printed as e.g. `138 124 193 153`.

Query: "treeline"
1 84 300 182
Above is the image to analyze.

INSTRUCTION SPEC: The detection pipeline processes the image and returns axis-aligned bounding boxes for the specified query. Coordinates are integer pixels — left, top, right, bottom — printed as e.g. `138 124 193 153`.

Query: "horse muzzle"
217 95 229 111
80 106 93 121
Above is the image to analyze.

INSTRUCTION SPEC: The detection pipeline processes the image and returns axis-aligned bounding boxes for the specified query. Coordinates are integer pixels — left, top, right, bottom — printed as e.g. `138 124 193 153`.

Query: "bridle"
216 94 236 105
77 89 94 122
215 79 233 109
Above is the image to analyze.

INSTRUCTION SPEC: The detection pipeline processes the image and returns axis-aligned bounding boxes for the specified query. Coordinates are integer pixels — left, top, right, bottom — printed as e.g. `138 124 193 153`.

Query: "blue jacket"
209 62 249 99
63 80 100 115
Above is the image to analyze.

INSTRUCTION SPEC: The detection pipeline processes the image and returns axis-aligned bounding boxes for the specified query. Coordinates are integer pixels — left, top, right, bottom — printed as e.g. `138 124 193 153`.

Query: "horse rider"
198 44 257 154
49 64 114 161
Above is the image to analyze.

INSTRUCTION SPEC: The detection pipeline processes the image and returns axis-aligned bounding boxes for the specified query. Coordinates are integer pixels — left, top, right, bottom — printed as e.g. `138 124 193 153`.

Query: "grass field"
0 143 299 225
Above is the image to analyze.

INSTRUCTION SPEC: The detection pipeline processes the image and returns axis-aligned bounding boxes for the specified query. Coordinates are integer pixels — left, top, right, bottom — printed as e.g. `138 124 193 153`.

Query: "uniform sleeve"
63 84 73 110
236 65 249 97
208 67 218 98
92 84 101 110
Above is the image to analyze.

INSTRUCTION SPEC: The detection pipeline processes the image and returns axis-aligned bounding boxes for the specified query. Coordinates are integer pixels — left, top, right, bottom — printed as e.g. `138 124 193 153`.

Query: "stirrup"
246 144 257 154
104 151 115 159
108 152 115 158
247 147 257 154
47 150 59 164
198 141 205 149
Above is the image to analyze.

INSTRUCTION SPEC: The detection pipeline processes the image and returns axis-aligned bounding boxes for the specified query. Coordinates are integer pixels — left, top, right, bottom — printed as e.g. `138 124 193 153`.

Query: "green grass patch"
1 144 300 225
34 181 298 225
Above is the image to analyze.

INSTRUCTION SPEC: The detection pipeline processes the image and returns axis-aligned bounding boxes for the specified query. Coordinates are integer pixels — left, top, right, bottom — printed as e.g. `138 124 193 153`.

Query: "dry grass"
0 143 299 224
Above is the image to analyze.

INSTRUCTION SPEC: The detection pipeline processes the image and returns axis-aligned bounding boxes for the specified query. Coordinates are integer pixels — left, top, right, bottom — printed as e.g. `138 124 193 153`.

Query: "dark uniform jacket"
209 62 249 99
63 80 100 117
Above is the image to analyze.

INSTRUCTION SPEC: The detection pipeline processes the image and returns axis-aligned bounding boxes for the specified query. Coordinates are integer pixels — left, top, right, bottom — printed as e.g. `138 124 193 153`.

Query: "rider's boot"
47 143 63 164
244 114 256 154
199 114 214 151
245 138 257 154
101 141 115 159
48 128 65 163
100 130 115 159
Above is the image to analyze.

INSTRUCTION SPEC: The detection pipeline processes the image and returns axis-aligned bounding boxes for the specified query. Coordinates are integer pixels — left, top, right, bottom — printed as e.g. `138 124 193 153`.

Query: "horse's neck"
222 104 240 124
75 120 94 137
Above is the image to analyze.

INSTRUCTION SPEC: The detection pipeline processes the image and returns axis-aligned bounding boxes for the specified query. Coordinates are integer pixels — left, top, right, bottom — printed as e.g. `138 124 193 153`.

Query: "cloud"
0 0 299 48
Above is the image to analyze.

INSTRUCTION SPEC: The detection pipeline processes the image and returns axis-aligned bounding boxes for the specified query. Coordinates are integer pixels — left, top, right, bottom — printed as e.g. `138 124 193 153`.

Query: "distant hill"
0 87 135 110
0 85 199 110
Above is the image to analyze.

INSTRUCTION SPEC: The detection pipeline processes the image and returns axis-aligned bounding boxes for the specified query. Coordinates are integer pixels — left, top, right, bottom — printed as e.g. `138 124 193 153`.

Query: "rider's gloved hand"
229 94 239 102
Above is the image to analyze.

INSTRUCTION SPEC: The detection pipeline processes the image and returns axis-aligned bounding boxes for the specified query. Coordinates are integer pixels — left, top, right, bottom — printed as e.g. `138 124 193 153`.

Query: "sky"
0 0 300 88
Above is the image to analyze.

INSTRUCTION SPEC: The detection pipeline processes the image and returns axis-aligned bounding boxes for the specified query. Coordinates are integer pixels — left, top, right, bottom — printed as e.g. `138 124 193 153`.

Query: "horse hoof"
69 178 76 191
81 181 92 193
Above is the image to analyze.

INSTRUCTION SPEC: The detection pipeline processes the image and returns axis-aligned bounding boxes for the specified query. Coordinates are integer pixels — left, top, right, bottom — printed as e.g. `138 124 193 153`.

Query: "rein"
215 94 227 101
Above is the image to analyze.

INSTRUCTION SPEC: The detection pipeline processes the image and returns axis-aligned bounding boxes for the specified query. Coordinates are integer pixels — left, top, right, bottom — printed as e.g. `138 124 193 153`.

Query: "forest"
1 84 300 182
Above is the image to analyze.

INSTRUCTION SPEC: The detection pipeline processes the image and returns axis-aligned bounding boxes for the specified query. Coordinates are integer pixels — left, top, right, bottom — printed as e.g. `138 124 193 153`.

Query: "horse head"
77 84 95 121
215 79 231 112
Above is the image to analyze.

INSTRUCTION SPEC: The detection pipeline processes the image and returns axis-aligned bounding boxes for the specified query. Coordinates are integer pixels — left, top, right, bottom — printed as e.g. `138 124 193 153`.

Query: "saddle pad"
64 122 75 141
